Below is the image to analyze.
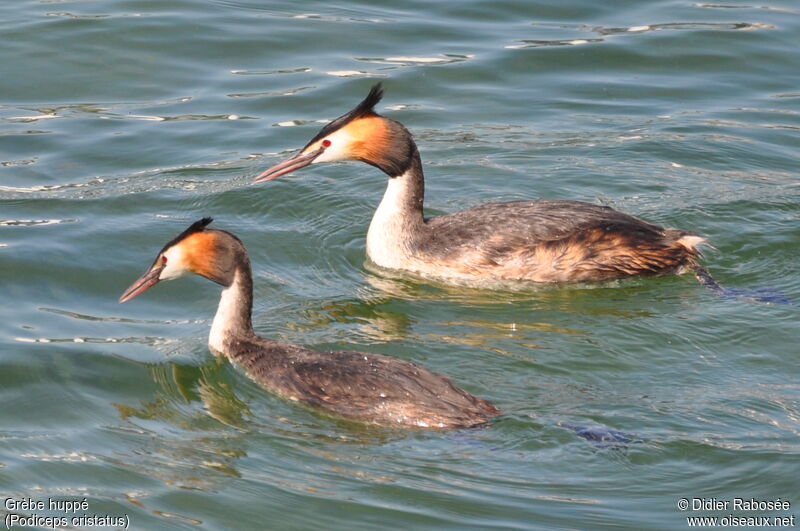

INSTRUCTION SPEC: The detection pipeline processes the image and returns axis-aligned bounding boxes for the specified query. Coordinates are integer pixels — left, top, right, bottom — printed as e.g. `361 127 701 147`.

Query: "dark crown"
302 83 385 150
158 217 213 255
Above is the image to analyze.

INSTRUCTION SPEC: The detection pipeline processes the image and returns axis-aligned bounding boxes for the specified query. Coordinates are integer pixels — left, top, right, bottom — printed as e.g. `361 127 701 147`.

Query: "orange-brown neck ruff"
180 231 220 281
346 115 390 163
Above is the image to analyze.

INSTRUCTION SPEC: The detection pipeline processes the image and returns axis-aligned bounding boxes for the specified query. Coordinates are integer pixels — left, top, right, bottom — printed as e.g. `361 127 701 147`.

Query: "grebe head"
119 218 243 303
254 83 415 182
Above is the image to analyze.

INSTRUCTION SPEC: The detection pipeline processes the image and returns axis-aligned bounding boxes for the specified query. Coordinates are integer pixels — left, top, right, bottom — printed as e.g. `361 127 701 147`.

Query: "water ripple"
0 218 76 227
694 3 800 14
326 70 385 78
13 335 180 347
355 54 474 66
228 86 312 98
0 97 191 119
230 67 311 75
39 306 205 325
508 20 774 49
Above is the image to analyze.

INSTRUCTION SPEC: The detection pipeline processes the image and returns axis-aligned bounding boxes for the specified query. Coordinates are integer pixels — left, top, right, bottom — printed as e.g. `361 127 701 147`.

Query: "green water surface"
1 0 798 529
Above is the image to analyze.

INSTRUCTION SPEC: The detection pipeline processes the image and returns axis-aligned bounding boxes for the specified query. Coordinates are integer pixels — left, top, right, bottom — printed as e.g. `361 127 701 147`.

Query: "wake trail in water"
691 264 793 305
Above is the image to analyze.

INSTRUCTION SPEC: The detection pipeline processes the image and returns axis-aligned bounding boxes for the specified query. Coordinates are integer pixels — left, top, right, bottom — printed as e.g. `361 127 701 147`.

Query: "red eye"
162 256 168 265
322 139 331 148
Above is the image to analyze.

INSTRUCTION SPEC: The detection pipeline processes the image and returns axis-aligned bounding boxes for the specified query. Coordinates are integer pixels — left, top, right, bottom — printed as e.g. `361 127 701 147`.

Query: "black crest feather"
351 83 384 118
159 217 214 255
303 83 385 149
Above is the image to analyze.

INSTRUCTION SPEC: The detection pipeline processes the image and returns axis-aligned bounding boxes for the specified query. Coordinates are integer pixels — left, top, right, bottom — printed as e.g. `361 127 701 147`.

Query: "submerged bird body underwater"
255 84 712 286
119 218 499 429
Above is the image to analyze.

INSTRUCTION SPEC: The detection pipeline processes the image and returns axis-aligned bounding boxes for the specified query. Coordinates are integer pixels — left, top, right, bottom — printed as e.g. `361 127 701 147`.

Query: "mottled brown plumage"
224 336 499 428
255 84 707 285
414 200 703 282
119 219 499 429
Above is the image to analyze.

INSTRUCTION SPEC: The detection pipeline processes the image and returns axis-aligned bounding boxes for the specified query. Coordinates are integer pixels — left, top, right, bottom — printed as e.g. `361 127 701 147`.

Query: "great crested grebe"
119 218 499 428
255 84 713 285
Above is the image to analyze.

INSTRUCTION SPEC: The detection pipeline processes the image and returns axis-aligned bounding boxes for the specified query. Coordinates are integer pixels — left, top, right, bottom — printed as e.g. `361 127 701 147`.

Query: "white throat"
365 171 418 269
208 273 243 355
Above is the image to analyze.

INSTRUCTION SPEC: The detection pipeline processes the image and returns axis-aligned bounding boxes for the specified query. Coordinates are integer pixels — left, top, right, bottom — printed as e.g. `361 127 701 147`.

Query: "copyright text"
678 497 795 528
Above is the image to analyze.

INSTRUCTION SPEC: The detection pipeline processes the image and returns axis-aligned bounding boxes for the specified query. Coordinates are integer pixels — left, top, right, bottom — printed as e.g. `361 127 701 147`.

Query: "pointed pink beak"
253 146 326 183
119 265 164 303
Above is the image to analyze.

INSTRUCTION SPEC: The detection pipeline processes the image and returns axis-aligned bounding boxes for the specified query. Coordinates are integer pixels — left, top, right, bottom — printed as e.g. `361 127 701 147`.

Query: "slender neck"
366 148 428 266
390 145 425 217
208 256 254 356
373 146 426 226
